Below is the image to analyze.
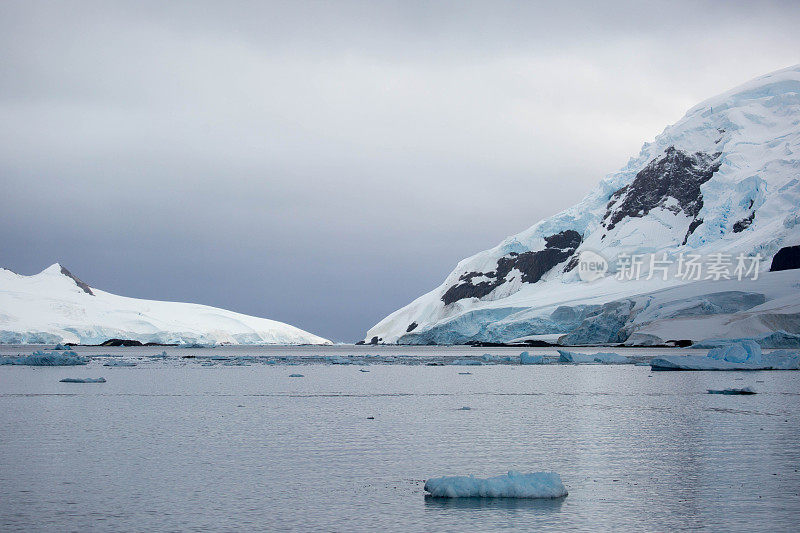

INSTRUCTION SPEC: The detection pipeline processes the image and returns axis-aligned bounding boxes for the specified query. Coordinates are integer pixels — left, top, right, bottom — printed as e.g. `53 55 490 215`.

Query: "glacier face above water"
366 65 800 346
0 263 331 345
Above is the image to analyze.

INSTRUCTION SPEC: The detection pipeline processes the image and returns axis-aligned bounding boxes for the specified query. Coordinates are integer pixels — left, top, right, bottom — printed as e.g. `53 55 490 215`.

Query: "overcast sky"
1 1 799 341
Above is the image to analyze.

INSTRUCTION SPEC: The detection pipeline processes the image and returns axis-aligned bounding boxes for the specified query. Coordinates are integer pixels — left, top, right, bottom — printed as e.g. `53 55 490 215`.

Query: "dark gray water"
1 346 799 531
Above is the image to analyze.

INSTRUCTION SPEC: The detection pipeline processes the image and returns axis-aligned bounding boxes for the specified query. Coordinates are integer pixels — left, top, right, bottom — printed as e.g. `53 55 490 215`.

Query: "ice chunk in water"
520 351 544 365
557 350 631 364
450 359 482 366
424 471 568 499
1 350 88 366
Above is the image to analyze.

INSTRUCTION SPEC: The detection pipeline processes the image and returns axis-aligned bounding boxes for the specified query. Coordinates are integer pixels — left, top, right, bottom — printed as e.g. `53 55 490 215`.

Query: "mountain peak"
41 263 94 295
365 64 800 345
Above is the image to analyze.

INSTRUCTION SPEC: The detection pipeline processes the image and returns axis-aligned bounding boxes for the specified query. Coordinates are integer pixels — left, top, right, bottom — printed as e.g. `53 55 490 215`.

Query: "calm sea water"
1 345 799 532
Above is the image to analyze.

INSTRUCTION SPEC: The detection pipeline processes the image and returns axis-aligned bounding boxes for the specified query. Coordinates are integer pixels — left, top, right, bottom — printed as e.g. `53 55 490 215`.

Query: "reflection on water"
0 347 799 532
424 494 566 512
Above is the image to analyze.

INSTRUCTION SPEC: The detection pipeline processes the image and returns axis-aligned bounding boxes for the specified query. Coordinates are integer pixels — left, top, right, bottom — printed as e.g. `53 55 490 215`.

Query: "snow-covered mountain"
366 65 800 346
0 264 331 345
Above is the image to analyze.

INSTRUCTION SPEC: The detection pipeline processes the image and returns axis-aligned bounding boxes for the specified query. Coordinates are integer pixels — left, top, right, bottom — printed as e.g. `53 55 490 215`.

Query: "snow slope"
0 264 331 345
366 65 800 345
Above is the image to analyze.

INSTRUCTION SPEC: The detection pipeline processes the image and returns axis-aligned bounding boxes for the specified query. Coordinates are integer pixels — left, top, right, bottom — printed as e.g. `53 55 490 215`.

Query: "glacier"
0 263 331 345
365 65 800 346
423 471 568 499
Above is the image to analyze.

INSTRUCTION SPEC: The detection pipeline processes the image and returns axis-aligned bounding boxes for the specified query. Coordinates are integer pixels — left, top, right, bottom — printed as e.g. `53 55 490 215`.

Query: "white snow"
59 377 106 383
651 341 800 370
424 471 568 499
0 264 331 345
366 65 800 346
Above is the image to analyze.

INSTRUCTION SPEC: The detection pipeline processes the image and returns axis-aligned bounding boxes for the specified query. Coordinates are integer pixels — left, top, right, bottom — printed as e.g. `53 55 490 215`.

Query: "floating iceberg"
424 471 568 499
651 341 800 370
1 350 89 366
481 353 513 363
450 359 482 366
694 331 800 350
519 351 545 365
59 377 106 383
288 373 304 377
557 350 631 364
708 387 756 395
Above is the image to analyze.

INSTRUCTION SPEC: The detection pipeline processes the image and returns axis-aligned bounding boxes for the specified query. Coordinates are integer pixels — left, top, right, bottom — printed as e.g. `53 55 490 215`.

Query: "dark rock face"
770 245 800 271
60 266 94 295
406 322 418 332
603 147 721 234
682 218 704 245
732 212 755 233
441 230 582 305
563 255 580 273
100 338 143 346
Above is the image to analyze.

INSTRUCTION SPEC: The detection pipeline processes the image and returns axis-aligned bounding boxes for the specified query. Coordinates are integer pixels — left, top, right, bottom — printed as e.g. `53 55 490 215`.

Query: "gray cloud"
2 0 799 341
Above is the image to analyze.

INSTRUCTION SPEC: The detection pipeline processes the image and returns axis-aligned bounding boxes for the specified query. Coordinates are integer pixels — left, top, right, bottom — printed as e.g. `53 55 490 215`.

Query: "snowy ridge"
367 65 800 345
0 264 331 345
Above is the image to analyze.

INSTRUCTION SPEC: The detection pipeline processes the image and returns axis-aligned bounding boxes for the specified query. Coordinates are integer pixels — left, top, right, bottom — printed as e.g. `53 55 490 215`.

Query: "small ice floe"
59 377 106 383
359 368 370 372
149 351 169 359
424 471 568 499
1 350 89 366
52 343 70 350
288 373 304 378
457 371 472 375
450 359 482 366
708 386 756 395
520 351 544 365
557 350 631 364
651 341 800 371
103 360 137 367
458 406 472 410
